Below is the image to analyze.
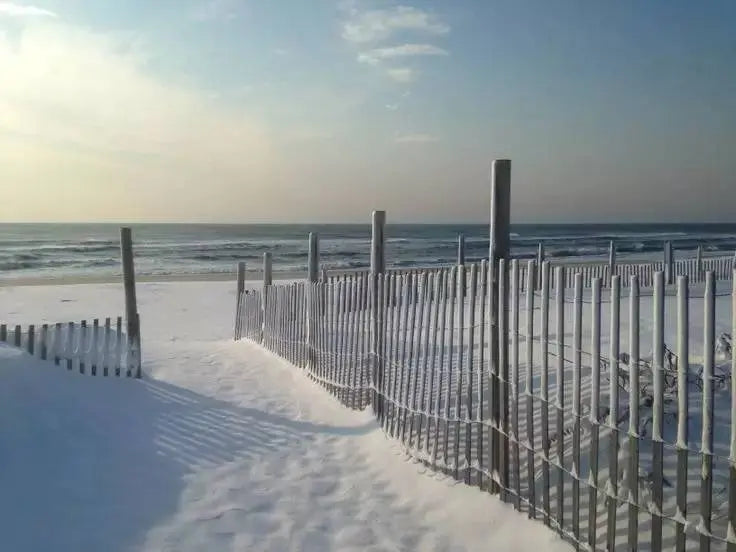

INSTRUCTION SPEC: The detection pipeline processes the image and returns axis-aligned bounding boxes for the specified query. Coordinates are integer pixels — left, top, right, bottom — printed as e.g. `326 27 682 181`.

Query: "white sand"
0 280 571 552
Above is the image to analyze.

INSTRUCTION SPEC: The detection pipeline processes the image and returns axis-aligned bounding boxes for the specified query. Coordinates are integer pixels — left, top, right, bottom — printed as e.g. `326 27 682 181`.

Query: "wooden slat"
587 278 601 550
115 318 122 376
91 319 99 375
54 322 62 365
540 261 551 525
572 272 582 548
729 269 736 552
40 324 48 361
329 280 337 395
700 271 715 552
401 273 419 444
454 265 466 480
627 277 640 551
651 271 665 552
79 321 86 374
338 280 348 403
418 272 435 452
675 276 689 552
606 275 621 552
320 281 328 389
432 270 448 467
511 259 520 507
426 270 442 458
465 265 477 485
393 274 410 438
476 260 488 488
355 274 366 410
525 261 536 517
381 274 392 424
409 272 427 446
27 324 35 355
443 268 458 471
555 266 566 535
102 318 111 376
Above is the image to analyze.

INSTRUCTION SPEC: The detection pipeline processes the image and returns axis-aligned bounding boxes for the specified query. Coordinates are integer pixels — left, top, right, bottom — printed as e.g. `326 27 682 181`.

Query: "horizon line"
2 220 736 226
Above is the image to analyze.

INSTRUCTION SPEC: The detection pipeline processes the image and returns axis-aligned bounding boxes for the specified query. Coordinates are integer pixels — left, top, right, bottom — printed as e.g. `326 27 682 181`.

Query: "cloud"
386 67 416 83
385 104 399 111
394 133 439 144
342 6 449 43
357 43 448 65
0 2 56 17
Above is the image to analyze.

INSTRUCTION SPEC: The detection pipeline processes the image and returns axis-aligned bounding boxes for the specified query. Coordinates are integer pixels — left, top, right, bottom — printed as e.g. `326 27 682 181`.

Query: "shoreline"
0 271 294 288
1 252 730 287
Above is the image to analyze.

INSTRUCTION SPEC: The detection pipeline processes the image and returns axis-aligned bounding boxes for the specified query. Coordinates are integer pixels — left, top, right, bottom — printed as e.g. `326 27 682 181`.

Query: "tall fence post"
307 233 319 371
234 261 246 340
489 159 511 496
371 210 386 275
665 240 674 284
261 252 272 343
608 240 616 285
308 232 319 283
458 233 466 297
119 227 141 378
697 245 704 281
371 210 386 418
536 243 544 281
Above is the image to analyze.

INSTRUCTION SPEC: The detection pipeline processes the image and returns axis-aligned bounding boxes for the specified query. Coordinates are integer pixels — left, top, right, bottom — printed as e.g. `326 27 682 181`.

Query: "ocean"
1 223 736 281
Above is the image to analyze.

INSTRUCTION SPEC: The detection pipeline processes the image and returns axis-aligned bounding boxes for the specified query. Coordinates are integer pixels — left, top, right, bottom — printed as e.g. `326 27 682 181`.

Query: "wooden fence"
232 158 736 550
1 227 143 378
235 258 736 551
0 318 141 377
309 254 736 292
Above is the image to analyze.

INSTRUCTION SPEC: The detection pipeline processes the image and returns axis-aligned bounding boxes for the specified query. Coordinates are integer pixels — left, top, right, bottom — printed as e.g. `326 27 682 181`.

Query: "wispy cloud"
342 5 449 84
342 5 449 43
386 67 416 83
0 2 56 17
358 43 448 65
394 133 439 144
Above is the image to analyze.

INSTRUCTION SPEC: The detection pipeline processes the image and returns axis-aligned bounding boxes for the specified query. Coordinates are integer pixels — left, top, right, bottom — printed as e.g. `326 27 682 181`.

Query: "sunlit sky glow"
1 0 734 223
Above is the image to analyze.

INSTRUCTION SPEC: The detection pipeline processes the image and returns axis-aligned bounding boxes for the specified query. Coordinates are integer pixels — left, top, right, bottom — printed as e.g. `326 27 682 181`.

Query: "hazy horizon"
6 220 736 227
1 1 734 224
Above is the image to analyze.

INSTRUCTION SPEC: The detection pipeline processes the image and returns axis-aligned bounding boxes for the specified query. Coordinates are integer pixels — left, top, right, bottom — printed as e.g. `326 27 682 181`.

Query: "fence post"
120 227 141 378
665 240 674 284
457 233 466 265
261 252 272 343
234 261 246 340
308 232 319 283
307 233 319 371
458 233 466 297
608 240 616 285
489 159 511 496
536 243 544 280
371 210 386 418
697 245 703 281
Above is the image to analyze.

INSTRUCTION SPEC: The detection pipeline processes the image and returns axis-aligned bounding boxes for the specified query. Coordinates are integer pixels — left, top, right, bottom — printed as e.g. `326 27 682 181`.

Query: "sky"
0 0 735 224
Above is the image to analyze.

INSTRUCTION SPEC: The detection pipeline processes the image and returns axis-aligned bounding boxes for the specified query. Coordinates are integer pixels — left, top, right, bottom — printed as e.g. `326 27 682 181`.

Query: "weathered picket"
0 317 138 376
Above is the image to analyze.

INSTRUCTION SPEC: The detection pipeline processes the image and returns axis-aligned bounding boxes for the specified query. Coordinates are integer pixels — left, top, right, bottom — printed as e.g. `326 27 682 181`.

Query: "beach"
0 278 571 551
